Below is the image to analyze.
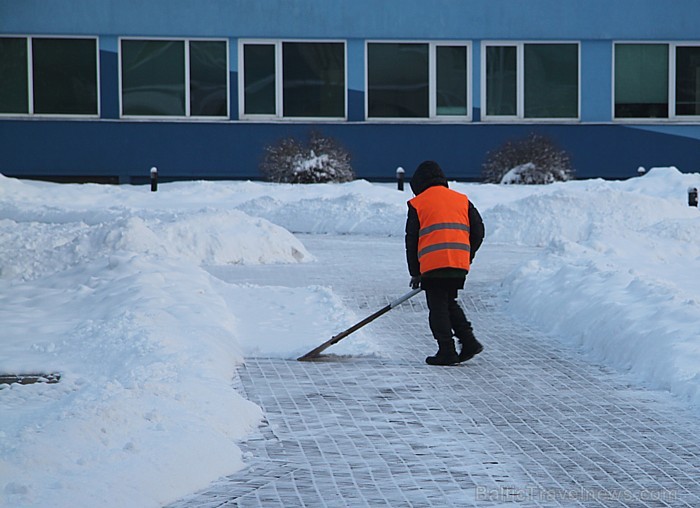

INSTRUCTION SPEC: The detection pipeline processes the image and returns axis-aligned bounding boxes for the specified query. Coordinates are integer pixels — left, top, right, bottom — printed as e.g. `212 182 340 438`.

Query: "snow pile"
237 193 406 235
486 168 700 406
2 166 700 507
0 176 336 508
0 209 311 281
1 254 262 507
231 179 407 235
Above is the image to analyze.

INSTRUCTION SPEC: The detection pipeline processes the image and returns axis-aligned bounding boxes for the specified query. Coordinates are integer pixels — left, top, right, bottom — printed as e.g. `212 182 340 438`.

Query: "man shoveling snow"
405 160 485 366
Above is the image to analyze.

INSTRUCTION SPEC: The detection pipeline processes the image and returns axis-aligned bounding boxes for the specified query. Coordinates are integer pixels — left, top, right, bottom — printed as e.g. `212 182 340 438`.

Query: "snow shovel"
297 287 422 361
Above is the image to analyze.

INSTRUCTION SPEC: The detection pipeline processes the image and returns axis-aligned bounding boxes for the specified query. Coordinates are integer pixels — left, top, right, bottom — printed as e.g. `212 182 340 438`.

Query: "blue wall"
4 0 700 40
2 120 699 182
2 0 700 182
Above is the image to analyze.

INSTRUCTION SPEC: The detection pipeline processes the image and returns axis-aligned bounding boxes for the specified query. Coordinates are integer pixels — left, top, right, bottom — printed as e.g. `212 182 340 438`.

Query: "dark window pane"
368 43 428 118
121 40 185 116
244 44 276 115
524 44 578 118
32 38 97 115
486 46 516 116
615 44 668 118
436 45 467 116
0 37 28 113
190 41 227 117
676 46 700 116
282 42 344 117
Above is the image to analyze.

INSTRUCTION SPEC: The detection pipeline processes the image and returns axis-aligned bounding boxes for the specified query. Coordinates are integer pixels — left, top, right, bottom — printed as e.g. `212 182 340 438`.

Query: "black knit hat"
410 160 448 195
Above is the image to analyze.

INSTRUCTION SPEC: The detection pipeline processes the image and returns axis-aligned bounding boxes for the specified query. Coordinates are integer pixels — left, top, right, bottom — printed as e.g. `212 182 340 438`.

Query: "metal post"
689 186 698 207
396 166 405 191
150 167 158 192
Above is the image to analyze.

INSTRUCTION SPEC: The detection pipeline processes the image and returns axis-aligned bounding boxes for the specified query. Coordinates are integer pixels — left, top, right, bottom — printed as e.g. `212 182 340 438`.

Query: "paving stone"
169 236 700 507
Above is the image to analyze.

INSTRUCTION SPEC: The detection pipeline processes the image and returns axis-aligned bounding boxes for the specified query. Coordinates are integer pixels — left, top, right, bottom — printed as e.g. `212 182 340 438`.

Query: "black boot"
426 340 459 366
458 337 483 363
448 302 481 362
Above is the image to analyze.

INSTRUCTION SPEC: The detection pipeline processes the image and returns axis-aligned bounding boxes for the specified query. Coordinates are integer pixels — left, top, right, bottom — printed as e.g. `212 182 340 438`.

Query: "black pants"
424 288 474 344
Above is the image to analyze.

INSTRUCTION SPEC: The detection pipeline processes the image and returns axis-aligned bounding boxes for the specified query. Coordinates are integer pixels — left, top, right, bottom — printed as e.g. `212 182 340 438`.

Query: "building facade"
1 0 699 182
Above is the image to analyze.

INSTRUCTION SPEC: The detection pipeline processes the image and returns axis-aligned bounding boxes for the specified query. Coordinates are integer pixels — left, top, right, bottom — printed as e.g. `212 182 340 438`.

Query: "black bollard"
396 166 405 191
689 186 698 207
150 167 158 192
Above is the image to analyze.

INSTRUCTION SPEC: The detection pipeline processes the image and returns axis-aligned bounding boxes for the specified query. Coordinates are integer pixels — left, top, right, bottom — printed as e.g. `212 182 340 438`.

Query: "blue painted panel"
348 90 363 122
471 42 481 109
632 125 700 142
2 120 700 182
346 39 364 91
3 0 700 40
346 38 365 121
99 49 119 119
580 40 612 122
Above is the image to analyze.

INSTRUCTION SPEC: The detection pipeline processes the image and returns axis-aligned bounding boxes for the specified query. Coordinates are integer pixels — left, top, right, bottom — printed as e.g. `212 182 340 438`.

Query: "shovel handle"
297 288 422 361
389 287 422 308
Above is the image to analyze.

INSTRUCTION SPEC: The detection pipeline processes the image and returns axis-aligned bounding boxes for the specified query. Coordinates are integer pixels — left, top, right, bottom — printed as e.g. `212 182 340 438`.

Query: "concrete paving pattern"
169 236 700 507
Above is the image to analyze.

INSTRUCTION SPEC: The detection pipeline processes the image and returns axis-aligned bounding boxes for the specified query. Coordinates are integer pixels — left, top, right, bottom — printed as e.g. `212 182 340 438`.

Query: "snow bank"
0 253 264 507
237 194 406 235
0 208 311 282
488 167 700 407
0 176 319 507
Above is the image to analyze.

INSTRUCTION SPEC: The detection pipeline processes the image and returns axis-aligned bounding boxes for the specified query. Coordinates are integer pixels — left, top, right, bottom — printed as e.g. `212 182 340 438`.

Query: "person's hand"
410 276 421 289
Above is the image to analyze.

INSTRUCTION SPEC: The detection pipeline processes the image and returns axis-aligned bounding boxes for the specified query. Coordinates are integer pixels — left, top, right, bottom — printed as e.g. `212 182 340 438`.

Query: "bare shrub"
482 133 575 184
260 131 355 184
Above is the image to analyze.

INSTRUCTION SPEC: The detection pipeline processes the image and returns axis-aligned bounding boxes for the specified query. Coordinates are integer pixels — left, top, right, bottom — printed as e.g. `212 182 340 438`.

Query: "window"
366 42 470 120
240 40 345 119
0 36 98 116
243 44 276 115
120 38 228 118
524 44 578 118
368 43 428 118
282 42 344 117
614 42 700 119
484 42 579 120
436 46 469 116
614 44 668 118
676 46 700 116
485 46 516 116
190 41 228 117
0 38 28 114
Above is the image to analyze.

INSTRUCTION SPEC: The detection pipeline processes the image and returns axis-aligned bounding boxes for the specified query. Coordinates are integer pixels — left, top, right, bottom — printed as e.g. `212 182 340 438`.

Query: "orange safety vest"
409 186 471 274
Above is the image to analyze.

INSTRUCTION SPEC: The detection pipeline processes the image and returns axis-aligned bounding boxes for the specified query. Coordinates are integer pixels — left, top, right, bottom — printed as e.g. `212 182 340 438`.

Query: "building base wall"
1 120 699 183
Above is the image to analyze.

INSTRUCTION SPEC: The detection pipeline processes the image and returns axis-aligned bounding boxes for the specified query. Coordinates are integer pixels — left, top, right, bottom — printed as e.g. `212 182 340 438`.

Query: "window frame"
238 39 347 121
0 34 100 119
118 36 230 121
612 41 700 122
481 40 581 123
364 40 472 122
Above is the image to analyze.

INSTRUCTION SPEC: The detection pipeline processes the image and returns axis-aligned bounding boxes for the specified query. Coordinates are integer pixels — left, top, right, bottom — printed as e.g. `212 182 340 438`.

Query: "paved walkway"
169 235 700 507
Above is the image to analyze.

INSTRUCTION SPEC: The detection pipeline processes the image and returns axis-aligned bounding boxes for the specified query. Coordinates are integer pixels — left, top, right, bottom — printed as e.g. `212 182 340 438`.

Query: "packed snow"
1 167 699 507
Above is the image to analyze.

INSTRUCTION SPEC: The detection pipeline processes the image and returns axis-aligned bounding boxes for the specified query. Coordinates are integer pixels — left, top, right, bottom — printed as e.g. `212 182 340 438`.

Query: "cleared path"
169 235 700 507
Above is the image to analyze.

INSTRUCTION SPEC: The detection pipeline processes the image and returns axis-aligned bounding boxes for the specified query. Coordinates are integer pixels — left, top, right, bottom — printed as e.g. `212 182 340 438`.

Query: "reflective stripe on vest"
419 222 470 237
418 240 471 259
409 186 471 274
